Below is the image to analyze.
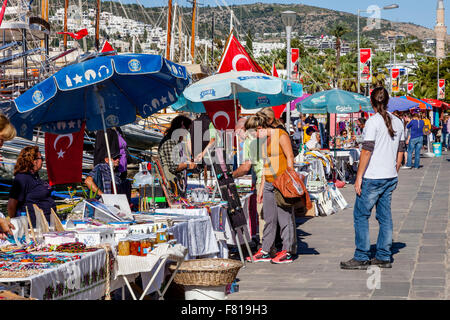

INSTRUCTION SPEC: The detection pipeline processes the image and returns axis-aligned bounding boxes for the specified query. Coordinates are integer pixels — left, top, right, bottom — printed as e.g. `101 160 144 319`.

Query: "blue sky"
120 0 449 31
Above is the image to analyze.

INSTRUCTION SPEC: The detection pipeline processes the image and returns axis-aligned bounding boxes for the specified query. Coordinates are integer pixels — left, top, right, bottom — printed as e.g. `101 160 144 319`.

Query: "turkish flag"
408 83 414 92
45 122 85 186
203 100 236 131
217 33 266 74
271 62 286 119
439 79 445 88
391 68 400 79
57 28 88 40
101 40 115 53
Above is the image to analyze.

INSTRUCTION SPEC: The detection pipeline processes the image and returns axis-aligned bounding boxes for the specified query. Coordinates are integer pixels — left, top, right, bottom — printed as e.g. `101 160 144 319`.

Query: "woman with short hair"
245 112 296 264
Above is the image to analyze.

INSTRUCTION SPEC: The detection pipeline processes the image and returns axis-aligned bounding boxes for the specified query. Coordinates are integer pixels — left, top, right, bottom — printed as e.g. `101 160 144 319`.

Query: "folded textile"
187 216 219 257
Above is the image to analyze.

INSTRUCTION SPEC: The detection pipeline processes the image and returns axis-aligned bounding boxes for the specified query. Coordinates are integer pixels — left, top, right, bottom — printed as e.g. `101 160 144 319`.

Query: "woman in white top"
340 87 405 270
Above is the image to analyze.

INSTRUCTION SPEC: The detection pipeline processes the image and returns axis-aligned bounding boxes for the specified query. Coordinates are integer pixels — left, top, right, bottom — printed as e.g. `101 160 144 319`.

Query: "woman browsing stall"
158 115 197 198
245 113 296 264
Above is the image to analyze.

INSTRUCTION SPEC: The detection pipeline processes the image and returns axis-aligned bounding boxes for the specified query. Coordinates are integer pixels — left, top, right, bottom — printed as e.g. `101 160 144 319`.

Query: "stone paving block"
368 282 411 297
417 254 446 263
422 233 447 239
370 296 408 300
412 278 446 287
410 290 445 299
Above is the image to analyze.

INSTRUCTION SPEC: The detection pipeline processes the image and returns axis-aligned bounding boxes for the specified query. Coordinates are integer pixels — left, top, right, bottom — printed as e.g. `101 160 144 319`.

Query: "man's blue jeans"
406 136 423 168
353 177 398 262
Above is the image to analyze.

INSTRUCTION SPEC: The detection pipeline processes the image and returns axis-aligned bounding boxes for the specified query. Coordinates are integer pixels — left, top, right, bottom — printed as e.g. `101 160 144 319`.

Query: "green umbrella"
297 89 373 114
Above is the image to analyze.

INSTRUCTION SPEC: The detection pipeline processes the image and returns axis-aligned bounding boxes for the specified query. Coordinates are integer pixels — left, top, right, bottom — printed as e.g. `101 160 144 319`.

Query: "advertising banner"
391 68 400 92
438 79 445 100
360 48 372 83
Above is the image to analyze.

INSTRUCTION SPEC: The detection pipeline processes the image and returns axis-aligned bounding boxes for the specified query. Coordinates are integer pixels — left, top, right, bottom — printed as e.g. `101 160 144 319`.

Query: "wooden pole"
95 0 100 51
64 0 68 51
166 0 173 60
41 0 48 62
190 0 196 62
50 208 65 232
25 207 37 244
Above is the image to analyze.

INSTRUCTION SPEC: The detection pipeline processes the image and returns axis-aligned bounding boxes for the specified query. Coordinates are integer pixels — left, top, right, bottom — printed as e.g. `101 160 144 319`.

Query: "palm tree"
328 23 351 75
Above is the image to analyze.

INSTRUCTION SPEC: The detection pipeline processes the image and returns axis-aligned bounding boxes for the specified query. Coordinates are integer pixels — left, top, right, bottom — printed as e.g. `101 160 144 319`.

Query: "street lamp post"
357 4 399 95
282 10 296 133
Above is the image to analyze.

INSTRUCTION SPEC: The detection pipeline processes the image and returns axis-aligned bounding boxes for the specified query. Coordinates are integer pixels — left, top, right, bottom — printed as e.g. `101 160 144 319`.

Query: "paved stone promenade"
230 151 449 300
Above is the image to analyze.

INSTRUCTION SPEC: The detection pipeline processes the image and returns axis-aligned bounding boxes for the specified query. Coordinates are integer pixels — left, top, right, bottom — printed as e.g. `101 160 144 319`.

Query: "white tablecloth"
0 249 113 300
332 148 360 165
115 243 187 294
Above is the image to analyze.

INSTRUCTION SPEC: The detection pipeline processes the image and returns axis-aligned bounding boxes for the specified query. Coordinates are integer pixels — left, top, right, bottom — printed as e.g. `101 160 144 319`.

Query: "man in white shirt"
341 87 405 270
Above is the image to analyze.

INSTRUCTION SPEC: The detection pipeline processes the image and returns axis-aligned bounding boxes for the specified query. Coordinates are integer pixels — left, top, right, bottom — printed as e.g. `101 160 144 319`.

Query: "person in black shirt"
8 146 56 227
305 114 319 128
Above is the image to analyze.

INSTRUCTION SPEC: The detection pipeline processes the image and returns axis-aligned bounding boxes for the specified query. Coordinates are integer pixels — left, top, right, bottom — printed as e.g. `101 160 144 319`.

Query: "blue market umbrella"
2 53 190 140
387 97 419 112
1 53 190 193
171 71 303 113
297 89 373 114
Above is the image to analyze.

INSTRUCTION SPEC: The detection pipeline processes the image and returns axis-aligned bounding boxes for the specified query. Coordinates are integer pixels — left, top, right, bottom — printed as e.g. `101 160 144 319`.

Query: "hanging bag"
265 148 310 210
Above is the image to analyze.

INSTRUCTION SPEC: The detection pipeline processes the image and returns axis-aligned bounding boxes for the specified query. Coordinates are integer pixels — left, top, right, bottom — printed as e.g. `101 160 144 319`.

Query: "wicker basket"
169 258 243 287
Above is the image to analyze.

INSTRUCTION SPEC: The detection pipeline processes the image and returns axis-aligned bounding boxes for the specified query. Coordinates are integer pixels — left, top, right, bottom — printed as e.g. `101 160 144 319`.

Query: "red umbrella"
422 98 444 108
400 96 432 110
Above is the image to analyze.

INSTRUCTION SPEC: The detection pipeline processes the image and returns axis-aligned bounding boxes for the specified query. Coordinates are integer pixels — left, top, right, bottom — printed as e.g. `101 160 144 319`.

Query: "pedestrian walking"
340 87 405 270
405 113 424 169
441 114 448 150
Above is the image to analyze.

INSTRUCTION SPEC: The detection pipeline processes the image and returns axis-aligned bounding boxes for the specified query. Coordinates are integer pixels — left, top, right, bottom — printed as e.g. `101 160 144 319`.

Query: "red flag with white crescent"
45 122 85 186
217 33 266 74
203 100 236 131
57 28 88 40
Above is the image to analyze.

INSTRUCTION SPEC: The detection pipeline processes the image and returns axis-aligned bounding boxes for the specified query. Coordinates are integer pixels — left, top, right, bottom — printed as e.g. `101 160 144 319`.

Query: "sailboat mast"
170 2 177 61
64 0 68 50
190 0 196 62
41 0 49 61
95 0 100 51
166 0 173 60
178 10 182 62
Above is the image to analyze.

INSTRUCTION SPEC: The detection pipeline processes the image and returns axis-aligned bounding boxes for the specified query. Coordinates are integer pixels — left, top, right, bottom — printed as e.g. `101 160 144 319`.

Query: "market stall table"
149 193 257 260
0 246 129 300
114 243 187 300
